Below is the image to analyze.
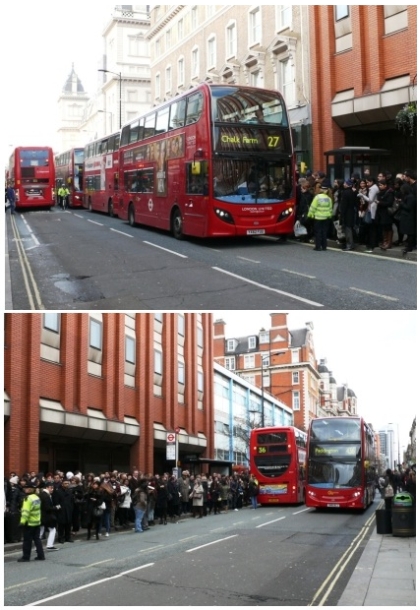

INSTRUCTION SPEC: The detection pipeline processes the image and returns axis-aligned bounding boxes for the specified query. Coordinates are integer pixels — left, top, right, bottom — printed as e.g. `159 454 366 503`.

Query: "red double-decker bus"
55 148 84 208
83 132 120 216
249 426 307 505
118 83 295 239
306 416 376 510
8 146 55 210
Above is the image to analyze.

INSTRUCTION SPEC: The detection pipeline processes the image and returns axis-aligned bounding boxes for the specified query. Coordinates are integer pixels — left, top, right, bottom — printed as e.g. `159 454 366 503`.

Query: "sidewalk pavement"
338 529 416 606
4 518 416 606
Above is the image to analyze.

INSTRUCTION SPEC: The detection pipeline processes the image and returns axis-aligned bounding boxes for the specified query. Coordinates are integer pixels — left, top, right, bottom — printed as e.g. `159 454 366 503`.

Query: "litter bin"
392 493 415 537
376 508 392 534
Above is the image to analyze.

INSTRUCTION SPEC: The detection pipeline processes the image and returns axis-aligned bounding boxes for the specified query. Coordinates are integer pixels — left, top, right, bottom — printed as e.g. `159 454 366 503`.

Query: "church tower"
57 64 89 152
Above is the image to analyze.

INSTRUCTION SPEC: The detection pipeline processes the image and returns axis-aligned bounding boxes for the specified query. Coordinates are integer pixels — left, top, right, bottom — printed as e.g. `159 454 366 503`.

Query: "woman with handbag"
189 477 204 518
85 480 106 540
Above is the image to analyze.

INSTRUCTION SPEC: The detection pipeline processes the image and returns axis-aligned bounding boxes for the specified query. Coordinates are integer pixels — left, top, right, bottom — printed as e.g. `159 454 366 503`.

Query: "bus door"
183 160 209 236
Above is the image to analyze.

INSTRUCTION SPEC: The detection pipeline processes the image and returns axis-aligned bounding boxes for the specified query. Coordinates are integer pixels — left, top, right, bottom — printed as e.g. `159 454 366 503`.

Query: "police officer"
58 184 70 209
17 481 45 562
307 180 333 251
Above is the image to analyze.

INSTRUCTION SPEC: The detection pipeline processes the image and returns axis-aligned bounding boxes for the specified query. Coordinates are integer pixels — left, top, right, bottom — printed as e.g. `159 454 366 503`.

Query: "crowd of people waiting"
295 168 417 256
5 469 260 552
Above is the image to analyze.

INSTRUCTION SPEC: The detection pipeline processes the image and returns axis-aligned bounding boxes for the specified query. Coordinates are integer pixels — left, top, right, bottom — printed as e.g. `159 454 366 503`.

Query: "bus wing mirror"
191 162 201 175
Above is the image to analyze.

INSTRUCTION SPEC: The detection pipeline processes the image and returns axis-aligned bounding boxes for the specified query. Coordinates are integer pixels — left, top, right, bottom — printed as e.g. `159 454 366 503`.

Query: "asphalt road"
4 498 379 607
6 208 416 310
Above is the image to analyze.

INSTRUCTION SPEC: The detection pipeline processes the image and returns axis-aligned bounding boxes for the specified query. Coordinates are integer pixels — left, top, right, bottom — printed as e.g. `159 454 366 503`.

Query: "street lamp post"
98 69 122 129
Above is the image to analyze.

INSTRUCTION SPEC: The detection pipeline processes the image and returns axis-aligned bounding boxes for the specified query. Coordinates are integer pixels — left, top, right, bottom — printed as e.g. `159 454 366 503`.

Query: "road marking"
186 534 238 553
10 215 44 310
293 507 312 515
21 216 40 246
83 558 115 569
237 256 261 264
256 516 286 528
5 578 47 590
309 512 376 606
87 219 104 226
349 287 399 302
74 213 84 219
212 267 324 307
282 268 316 279
28 563 154 606
138 544 164 553
110 228 134 238
179 536 198 542
143 241 188 258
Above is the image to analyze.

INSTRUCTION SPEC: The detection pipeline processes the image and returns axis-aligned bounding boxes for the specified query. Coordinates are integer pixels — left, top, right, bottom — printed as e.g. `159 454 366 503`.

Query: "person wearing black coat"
53 480 75 543
296 181 314 241
40 483 59 549
339 180 358 250
155 476 169 525
398 183 416 255
376 180 395 250
167 476 181 522
84 481 106 540
5 477 26 543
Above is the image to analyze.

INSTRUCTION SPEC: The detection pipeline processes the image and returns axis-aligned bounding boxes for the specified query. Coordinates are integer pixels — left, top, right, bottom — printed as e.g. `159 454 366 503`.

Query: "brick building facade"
4 313 214 476
310 5 417 175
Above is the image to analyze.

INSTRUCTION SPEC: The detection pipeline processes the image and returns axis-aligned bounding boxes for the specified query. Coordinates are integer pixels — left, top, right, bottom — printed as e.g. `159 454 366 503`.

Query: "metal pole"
261 360 265 427
118 73 122 129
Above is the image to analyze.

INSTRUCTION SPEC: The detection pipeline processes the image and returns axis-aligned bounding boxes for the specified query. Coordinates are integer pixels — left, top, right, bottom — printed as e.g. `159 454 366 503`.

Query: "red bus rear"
55 148 84 208
9 146 55 209
118 83 295 239
306 416 376 510
249 426 307 505
84 132 120 216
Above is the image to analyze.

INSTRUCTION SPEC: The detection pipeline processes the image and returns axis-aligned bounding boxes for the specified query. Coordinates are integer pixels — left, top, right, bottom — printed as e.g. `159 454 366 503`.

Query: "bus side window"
170 99 186 129
186 92 204 125
113 173 119 191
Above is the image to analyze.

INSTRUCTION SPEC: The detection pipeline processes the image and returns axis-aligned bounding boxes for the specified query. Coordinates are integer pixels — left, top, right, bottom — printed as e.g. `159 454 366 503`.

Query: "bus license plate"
327 503 340 508
247 229 265 235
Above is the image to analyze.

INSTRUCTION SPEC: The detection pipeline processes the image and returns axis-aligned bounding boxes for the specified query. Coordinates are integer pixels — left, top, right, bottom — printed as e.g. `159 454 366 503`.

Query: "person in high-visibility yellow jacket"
308 182 333 251
17 482 45 562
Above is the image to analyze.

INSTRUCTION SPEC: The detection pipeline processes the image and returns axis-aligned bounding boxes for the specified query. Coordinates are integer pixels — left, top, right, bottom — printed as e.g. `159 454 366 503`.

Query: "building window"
165 66 172 93
125 336 135 364
166 29 172 49
291 349 299 363
335 5 349 20
293 390 300 411
178 313 185 336
278 5 292 28
259 330 269 344
292 371 299 384
43 313 60 333
248 336 256 349
191 6 198 30
191 48 199 78
197 325 203 348
227 339 235 352
250 70 261 87
244 354 255 369
154 350 162 375
178 57 185 86
207 36 216 69
226 21 237 58
249 7 262 45
178 18 184 41
178 360 185 384
155 313 163 323
89 318 102 350
225 356 235 371
198 370 204 392
155 73 161 99
281 58 295 107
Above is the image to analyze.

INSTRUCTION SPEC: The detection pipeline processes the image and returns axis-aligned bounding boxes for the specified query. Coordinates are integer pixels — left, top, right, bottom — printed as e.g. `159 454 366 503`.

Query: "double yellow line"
309 509 378 606
10 214 44 310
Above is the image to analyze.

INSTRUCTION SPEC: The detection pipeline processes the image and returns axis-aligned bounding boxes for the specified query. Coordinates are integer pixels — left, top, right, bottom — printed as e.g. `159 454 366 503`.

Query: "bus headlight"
277 207 294 221
214 208 234 224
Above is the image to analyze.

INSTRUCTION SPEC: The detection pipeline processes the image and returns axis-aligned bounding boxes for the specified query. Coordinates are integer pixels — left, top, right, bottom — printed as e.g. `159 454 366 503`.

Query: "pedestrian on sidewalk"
6 183 16 215
340 180 358 250
17 481 45 562
40 481 59 551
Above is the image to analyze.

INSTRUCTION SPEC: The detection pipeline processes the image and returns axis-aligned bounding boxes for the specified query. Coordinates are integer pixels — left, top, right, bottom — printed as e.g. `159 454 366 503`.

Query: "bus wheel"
108 200 114 217
128 204 136 227
171 207 184 240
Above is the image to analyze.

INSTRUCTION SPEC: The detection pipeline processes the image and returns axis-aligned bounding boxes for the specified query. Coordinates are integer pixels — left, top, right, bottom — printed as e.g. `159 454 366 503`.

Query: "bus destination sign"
215 126 289 154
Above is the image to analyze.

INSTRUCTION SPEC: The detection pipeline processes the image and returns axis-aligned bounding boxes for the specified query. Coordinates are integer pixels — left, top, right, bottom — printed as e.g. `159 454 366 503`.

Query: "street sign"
167 432 175 443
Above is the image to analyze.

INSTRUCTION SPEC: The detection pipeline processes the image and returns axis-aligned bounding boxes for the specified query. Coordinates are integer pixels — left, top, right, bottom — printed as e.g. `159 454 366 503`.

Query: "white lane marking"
87 219 104 226
282 268 316 279
186 534 238 553
5 578 47 590
74 213 84 218
28 563 154 606
256 516 286 528
237 256 261 264
179 536 198 542
21 217 40 246
83 558 115 569
143 241 188 258
212 267 324 307
293 507 312 515
349 287 399 302
110 228 134 238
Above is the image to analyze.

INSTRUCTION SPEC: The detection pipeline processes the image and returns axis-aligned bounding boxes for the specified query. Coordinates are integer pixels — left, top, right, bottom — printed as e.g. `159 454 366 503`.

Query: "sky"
3 2 116 163
217 311 417 453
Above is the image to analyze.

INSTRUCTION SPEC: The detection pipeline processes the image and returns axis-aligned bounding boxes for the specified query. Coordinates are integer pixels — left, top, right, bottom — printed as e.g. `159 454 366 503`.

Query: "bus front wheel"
128 204 136 227
171 207 184 240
